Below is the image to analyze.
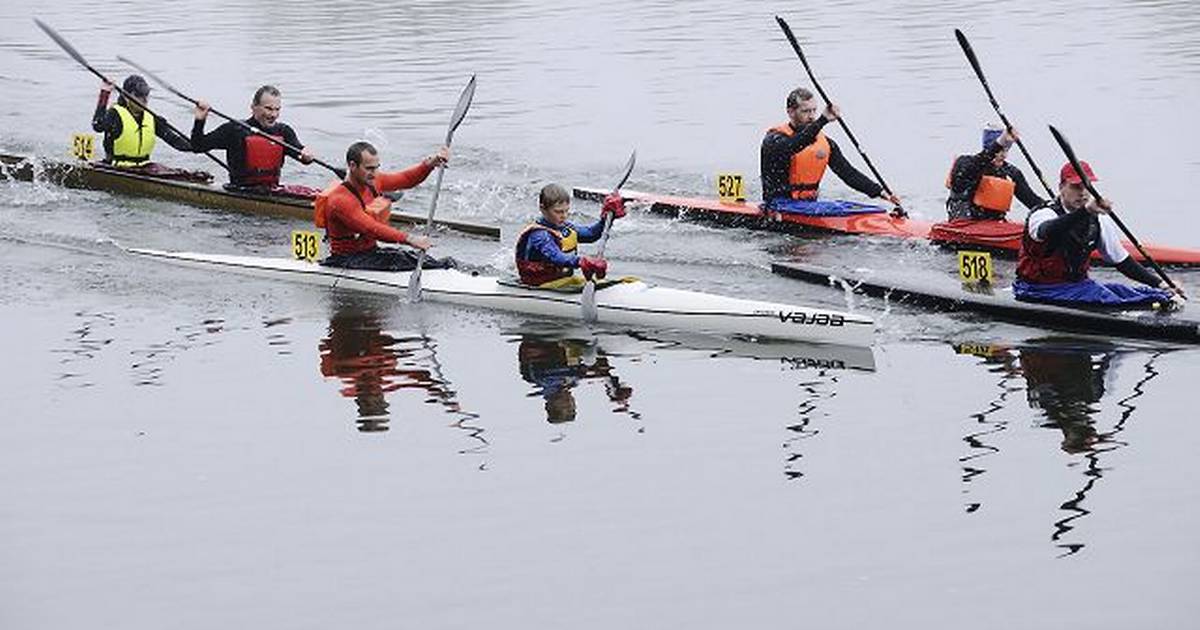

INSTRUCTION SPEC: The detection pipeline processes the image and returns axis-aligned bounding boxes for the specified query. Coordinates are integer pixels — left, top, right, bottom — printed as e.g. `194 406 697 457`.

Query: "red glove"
580 256 608 280
601 193 627 220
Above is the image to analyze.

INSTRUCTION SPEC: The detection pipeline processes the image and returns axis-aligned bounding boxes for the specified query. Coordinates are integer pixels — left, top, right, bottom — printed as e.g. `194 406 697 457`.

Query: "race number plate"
716 172 745 202
958 250 993 285
71 133 95 161
291 230 320 262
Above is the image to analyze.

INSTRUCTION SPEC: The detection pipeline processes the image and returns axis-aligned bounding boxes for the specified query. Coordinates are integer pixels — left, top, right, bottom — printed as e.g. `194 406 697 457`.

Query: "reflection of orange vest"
945 159 1015 213
771 123 830 200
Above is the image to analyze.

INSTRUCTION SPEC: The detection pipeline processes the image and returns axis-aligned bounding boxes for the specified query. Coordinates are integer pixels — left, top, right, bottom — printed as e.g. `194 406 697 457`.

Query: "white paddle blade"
446 74 476 143
581 283 599 323
407 265 424 303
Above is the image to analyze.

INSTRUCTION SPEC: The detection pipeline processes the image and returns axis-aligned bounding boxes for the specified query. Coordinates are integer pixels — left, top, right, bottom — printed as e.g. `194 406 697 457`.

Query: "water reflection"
318 298 476 435
514 333 636 425
953 339 1167 556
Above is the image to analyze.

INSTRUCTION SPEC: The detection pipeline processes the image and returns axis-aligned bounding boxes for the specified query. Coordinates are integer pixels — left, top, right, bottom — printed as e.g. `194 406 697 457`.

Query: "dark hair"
786 87 815 110
253 85 281 105
346 141 377 166
539 183 570 209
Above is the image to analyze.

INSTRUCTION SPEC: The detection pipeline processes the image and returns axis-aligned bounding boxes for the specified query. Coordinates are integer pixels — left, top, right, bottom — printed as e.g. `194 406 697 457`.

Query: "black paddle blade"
955 28 983 75
614 150 637 191
34 19 90 68
446 74 477 142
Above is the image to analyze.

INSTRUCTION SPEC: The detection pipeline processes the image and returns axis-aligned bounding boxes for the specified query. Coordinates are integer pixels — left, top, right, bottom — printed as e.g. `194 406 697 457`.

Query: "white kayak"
127 248 876 346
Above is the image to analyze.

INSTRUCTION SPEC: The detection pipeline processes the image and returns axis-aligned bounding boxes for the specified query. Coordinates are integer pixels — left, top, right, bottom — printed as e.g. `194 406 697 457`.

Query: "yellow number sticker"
71 133 96 161
958 250 993 285
291 230 320 262
716 172 746 202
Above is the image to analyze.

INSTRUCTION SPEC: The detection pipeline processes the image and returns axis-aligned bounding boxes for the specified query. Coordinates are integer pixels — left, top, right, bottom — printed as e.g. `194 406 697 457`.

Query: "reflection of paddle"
33 19 228 171
1048 124 1183 298
118 55 346 179
582 150 637 323
774 15 903 216
955 29 1055 198
407 75 477 303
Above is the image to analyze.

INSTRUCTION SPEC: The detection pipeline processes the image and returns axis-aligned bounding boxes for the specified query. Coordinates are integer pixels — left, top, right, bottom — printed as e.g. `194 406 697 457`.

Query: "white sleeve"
1096 215 1129 264
1025 207 1058 242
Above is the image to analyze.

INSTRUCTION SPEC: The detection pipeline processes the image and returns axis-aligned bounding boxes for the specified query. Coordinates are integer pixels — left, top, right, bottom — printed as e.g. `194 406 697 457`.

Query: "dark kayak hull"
573 187 1200 266
1 153 501 239
771 261 1200 343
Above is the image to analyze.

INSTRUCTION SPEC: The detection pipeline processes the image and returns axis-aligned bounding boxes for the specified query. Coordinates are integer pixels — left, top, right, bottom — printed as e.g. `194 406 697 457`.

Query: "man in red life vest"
313 140 455 271
1014 161 1184 307
760 87 901 209
191 85 315 193
945 124 1045 220
514 184 625 287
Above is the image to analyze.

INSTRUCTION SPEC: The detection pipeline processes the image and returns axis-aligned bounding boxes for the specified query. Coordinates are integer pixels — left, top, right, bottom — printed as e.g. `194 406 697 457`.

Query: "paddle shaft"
775 16 899 205
955 29 1055 198
1048 124 1180 293
32 21 227 170
117 56 344 178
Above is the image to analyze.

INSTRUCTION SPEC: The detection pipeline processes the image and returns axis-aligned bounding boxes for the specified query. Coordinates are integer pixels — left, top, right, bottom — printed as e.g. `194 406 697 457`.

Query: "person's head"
982 123 1007 167
786 87 819 126
539 183 571 227
120 74 151 113
545 388 577 424
251 85 282 126
345 141 379 187
1058 161 1097 210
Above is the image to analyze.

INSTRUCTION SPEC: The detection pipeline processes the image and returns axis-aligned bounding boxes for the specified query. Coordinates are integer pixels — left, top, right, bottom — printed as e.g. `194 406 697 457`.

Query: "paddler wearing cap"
945 124 1046 220
1014 161 1185 307
514 184 626 288
760 87 902 209
91 75 197 167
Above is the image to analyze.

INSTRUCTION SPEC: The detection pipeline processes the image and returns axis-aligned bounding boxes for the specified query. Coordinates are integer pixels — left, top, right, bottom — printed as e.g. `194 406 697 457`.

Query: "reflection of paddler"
517 336 632 424
318 307 449 432
1018 344 1113 453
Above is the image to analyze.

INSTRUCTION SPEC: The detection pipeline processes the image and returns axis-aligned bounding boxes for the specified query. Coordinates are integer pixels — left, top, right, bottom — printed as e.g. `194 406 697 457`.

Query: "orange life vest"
515 223 579 286
944 159 1016 213
313 181 391 229
242 133 285 187
771 123 830 200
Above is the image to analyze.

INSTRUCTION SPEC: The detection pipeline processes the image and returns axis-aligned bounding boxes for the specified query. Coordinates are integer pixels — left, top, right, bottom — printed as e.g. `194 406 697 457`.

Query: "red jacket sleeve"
374 161 435 192
328 190 410 244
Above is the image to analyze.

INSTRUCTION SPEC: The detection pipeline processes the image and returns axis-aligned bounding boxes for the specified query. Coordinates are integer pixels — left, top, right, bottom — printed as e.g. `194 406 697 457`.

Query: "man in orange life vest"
760 87 901 209
314 140 456 271
945 124 1045 220
91 75 199 169
191 85 316 193
514 184 625 287
1014 161 1184 307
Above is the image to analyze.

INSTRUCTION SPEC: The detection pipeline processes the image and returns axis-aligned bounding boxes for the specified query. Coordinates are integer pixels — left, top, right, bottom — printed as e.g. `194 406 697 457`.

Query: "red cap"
1059 161 1098 185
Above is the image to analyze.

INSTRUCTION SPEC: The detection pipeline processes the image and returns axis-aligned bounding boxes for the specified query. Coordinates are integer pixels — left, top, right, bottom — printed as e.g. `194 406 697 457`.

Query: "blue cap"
982 126 1003 150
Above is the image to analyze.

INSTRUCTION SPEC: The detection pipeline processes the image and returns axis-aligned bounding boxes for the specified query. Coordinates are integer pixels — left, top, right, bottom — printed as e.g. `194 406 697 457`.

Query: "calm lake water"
2 1 1199 627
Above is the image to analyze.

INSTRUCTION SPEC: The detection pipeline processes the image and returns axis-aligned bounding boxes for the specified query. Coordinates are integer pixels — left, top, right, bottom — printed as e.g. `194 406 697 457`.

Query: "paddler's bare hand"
194 100 210 121
999 127 1018 148
1086 197 1112 216
100 80 114 95
299 146 315 164
407 235 432 251
424 146 450 168
1161 281 1188 302
881 191 902 208
821 104 841 122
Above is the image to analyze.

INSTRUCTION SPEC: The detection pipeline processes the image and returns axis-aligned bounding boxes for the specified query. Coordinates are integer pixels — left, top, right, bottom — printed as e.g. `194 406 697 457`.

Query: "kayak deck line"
125 247 875 346
771 261 1200 344
574 186 1200 266
0 153 501 239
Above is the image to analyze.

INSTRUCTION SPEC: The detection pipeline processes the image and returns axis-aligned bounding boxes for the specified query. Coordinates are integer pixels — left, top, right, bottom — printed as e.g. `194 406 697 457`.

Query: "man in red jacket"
315 140 454 271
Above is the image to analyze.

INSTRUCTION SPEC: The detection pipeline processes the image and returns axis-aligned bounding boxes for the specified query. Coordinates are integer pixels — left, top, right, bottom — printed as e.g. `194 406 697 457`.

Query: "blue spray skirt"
1013 278 1173 307
763 198 885 217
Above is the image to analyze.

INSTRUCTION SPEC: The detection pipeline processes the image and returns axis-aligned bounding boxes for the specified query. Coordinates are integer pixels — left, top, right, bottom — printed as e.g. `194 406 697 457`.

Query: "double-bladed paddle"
34 19 228 171
406 75 477 303
117 55 346 179
774 15 903 216
581 150 637 324
1047 124 1183 298
954 28 1055 198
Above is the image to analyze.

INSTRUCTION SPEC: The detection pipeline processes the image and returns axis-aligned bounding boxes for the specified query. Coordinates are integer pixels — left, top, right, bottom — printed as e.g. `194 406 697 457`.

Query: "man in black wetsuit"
945 125 1045 220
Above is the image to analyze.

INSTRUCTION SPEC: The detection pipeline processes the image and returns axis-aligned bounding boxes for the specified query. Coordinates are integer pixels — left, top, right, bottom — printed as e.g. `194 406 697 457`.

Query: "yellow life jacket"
771 123 830 200
111 104 155 167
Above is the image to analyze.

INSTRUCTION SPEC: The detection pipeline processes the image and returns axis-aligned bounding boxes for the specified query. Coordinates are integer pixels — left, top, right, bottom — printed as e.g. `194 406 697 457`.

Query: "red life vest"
1016 206 1100 283
944 158 1016 214
242 133 285 187
770 123 830 200
515 223 579 286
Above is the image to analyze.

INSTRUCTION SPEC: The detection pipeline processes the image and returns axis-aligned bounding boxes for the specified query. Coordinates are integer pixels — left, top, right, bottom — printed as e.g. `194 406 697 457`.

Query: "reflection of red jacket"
323 162 434 255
